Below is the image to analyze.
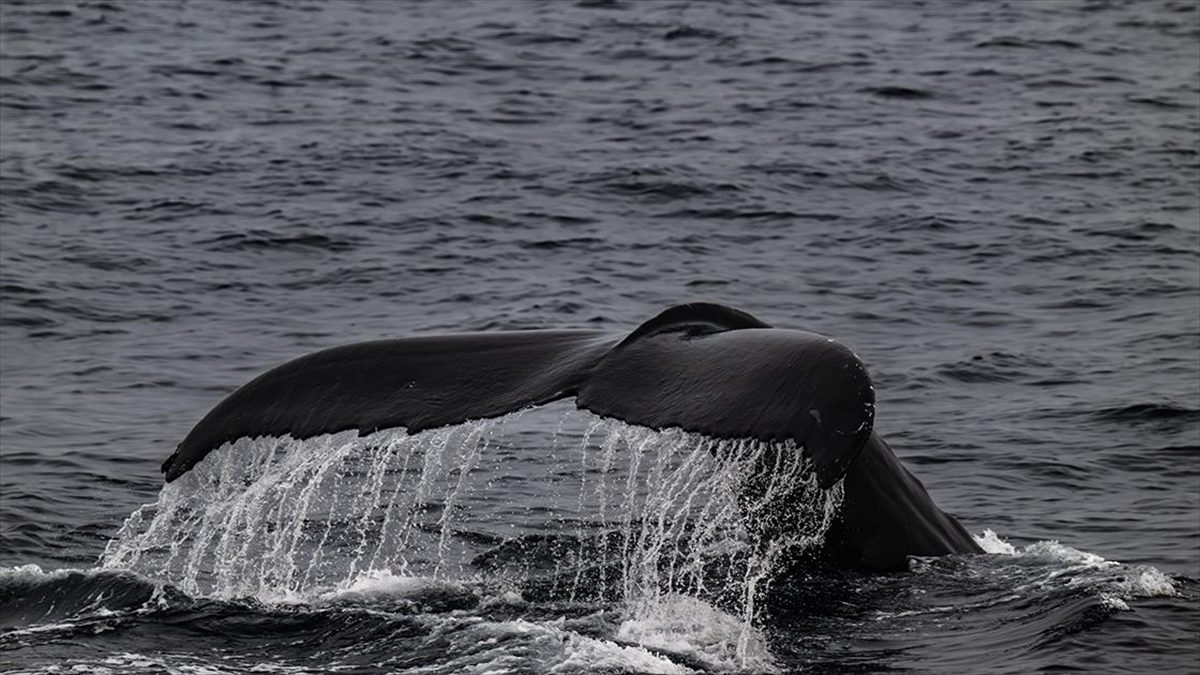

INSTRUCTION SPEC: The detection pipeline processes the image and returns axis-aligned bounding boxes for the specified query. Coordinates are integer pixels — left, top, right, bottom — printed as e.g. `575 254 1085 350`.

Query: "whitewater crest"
100 407 843 666
961 529 1179 611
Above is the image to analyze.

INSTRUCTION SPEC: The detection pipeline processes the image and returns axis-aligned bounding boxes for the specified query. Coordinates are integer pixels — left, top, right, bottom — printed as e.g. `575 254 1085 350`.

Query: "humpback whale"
161 303 981 571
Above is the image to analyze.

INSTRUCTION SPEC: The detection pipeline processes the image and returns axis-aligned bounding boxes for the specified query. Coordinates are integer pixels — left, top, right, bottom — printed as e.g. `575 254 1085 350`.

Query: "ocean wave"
0 565 175 633
970 529 1179 610
0 565 758 675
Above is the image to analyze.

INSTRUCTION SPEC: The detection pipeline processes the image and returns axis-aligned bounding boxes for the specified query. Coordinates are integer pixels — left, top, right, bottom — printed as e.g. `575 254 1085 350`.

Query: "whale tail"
161 302 983 571
162 303 874 489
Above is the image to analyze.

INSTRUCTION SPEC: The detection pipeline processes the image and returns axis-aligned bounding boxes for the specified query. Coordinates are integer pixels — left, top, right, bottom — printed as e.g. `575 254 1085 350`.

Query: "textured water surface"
1 0 1198 673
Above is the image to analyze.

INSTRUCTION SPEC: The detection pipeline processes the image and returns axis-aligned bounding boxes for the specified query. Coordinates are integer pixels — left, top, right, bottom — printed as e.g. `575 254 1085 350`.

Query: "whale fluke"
579 306 874 488
160 303 980 570
162 303 872 488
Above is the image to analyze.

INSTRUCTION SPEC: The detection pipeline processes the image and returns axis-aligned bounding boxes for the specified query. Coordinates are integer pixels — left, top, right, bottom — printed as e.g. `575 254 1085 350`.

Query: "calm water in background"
1 0 1198 673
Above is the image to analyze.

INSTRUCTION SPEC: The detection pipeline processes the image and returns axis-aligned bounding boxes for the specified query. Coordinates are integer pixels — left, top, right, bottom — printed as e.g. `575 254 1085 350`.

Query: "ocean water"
1 0 1198 673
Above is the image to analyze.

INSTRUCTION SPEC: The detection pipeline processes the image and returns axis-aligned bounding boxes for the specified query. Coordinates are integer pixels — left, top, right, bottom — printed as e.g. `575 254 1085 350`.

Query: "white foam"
479 589 527 609
1020 540 1113 567
1 652 306 675
1098 594 1130 611
1110 565 1178 598
404 617 692 675
972 529 1016 555
0 563 67 581
972 529 1178 605
974 530 1113 565
552 629 693 675
616 595 778 673
0 564 153 590
320 568 470 601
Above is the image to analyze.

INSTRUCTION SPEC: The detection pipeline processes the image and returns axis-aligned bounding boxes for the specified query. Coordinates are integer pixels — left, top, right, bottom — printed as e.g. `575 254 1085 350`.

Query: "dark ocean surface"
1 0 1198 673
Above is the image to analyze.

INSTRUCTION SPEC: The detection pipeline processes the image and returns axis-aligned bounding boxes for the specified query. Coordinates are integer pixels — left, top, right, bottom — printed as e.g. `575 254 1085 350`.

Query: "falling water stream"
99 404 843 668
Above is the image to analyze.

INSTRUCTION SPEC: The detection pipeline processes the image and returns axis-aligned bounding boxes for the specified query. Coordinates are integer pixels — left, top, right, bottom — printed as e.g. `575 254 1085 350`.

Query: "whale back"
162 303 875 488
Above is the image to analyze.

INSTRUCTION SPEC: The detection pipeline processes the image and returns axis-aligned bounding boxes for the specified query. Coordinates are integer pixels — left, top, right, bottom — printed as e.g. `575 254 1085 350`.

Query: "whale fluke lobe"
161 303 980 570
161 330 617 481
579 304 874 488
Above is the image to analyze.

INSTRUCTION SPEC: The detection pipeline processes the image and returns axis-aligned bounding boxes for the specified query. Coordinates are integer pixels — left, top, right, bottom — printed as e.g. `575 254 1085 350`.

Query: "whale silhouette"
161 303 981 571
